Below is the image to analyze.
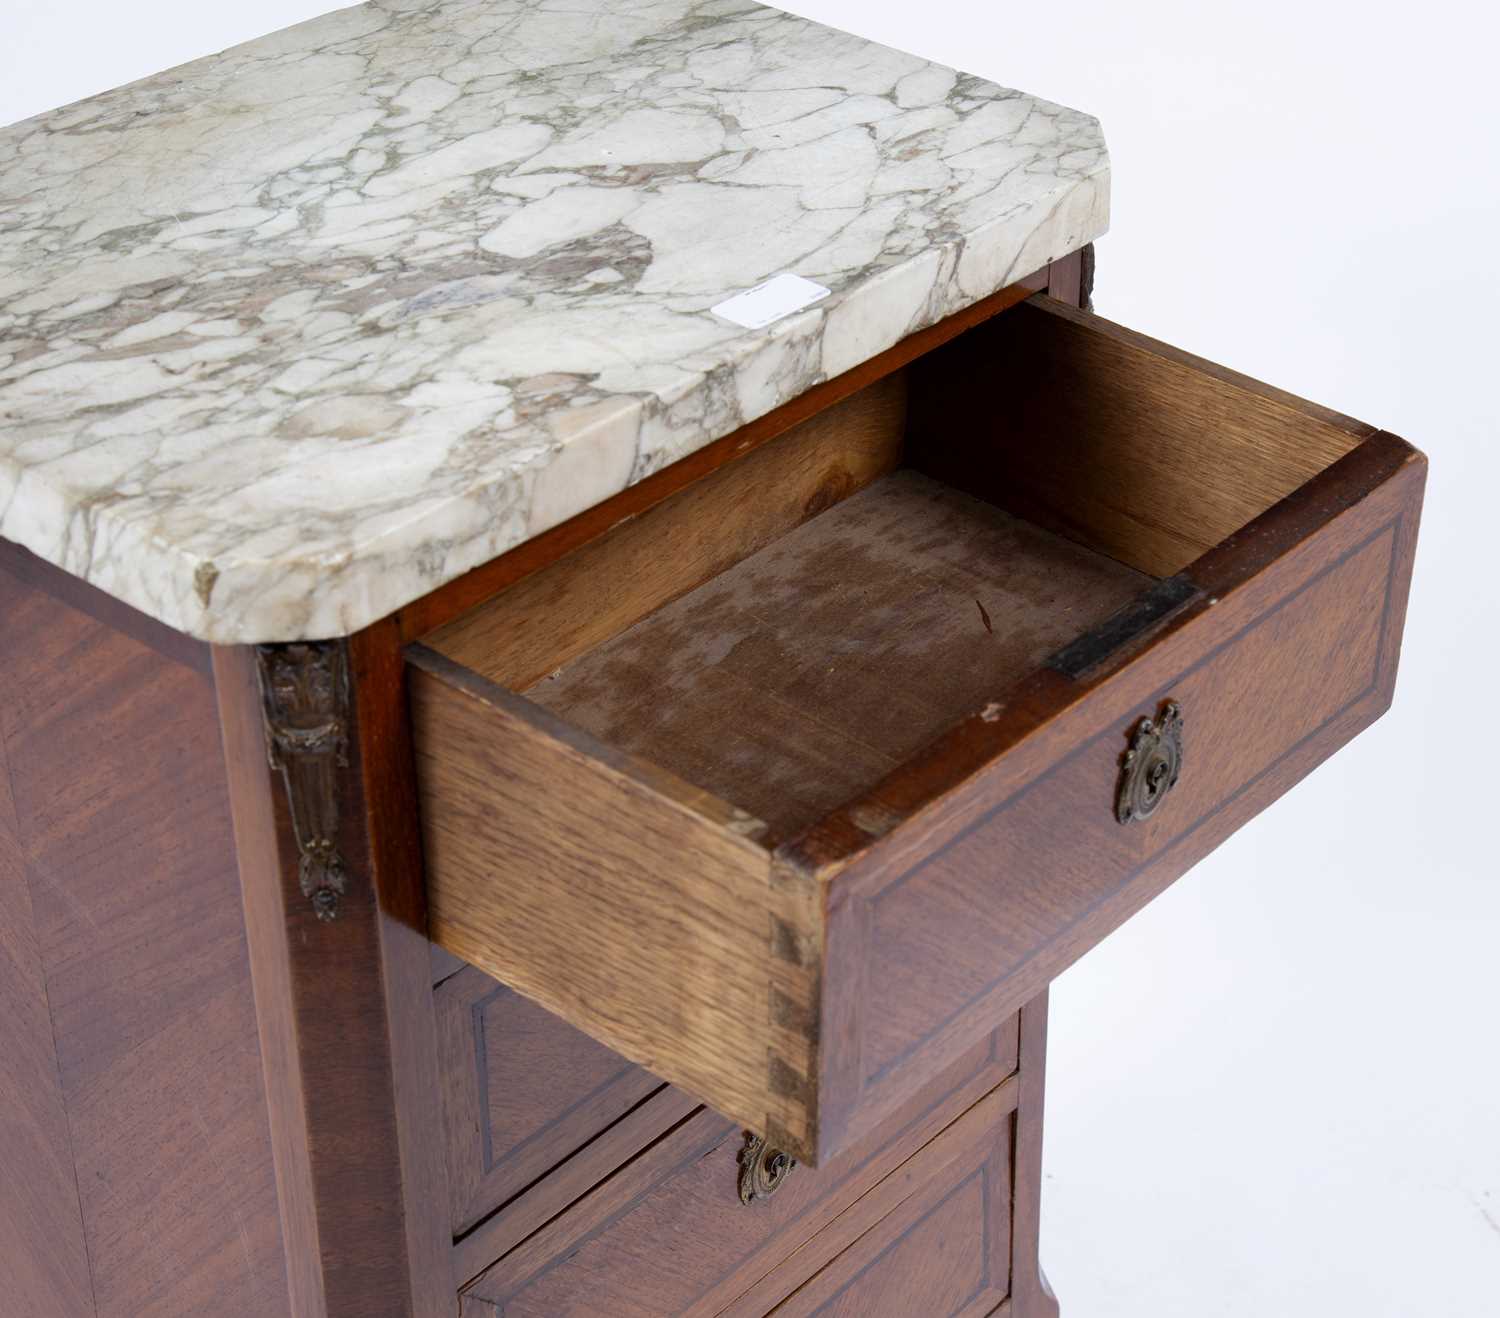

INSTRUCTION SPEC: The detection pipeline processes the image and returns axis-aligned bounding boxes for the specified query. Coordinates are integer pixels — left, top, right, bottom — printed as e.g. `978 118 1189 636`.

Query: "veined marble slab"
0 0 1108 643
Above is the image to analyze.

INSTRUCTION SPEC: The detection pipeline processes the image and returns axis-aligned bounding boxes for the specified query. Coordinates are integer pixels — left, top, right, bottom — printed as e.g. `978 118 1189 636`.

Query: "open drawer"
407 295 1425 1166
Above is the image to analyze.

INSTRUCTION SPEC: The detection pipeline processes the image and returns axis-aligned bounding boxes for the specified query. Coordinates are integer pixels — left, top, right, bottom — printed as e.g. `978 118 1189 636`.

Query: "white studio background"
4 3 1496 1314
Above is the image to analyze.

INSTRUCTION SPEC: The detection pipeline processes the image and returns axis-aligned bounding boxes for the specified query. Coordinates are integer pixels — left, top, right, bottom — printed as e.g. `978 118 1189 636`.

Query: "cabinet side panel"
0 638 94 1317
0 556 289 1318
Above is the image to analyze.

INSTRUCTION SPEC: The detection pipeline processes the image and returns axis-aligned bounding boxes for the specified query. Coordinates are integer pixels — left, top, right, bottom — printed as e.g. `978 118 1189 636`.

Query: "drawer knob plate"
738 1133 796 1205
1116 701 1184 824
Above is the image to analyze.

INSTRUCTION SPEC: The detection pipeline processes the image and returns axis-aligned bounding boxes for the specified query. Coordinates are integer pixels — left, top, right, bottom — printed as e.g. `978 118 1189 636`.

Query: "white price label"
711 273 831 330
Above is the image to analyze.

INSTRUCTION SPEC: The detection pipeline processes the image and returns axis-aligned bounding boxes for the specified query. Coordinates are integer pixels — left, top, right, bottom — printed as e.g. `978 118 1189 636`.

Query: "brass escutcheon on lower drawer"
738 1133 796 1204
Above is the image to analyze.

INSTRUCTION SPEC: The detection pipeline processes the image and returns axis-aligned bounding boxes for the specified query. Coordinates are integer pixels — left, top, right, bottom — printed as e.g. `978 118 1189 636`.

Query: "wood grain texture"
408 645 778 1142
215 644 325 1316
0 538 210 677
436 964 664 1235
460 1023 1018 1317
430 371 908 690
764 1085 1013 1318
0 555 287 1318
1044 246 1087 309
415 440 1423 1167
524 469 1150 839
910 296 1373 577
450 1085 701 1289
214 622 453 1318
0 665 95 1318
765 854 827 1159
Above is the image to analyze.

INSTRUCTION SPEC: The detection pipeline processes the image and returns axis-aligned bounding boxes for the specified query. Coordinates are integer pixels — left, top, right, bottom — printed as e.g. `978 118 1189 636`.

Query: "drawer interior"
424 296 1368 842
523 470 1149 836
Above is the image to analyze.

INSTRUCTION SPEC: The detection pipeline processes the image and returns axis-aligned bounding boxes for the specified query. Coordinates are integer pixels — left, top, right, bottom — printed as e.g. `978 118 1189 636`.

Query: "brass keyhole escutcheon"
738 1133 795 1204
1116 701 1184 824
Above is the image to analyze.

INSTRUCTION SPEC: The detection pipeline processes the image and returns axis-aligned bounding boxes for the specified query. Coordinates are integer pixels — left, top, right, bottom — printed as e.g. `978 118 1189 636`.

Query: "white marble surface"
0 0 1108 643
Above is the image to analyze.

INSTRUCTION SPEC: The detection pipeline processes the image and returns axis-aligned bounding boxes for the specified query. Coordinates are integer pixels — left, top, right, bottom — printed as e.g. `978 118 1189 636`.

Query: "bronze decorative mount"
256 642 352 920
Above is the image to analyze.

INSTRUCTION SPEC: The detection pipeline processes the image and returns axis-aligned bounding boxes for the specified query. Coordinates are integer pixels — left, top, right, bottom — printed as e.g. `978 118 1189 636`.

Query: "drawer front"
763 1094 1012 1318
804 454 1423 1153
436 965 663 1235
457 1021 1018 1317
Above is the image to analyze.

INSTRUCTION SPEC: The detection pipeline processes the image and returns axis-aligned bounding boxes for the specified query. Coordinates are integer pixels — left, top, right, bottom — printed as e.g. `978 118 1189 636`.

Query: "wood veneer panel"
767 1095 1012 1318
0 539 210 677
525 470 1150 838
869 532 1389 1076
716 1031 1019 1318
450 1086 702 1288
0 557 287 1318
0 647 94 1318
437 965 663 1235
821 1171 992 1315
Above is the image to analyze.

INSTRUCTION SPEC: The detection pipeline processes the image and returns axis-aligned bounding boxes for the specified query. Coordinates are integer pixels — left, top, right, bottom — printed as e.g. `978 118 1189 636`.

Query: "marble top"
0 0 1109 643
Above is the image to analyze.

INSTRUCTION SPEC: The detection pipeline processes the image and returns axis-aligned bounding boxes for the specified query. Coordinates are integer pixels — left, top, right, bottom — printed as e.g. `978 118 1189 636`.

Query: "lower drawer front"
437 963 662 1235
764 1098 1011 1318
457 1021 1017 1317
